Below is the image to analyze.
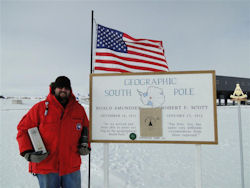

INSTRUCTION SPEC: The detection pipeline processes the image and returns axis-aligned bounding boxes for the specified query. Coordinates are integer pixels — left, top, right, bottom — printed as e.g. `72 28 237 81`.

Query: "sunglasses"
56 86 71 90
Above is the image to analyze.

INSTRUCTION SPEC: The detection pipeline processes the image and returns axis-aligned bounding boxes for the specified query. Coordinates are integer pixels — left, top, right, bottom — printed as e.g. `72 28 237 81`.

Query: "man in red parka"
17 76 91 188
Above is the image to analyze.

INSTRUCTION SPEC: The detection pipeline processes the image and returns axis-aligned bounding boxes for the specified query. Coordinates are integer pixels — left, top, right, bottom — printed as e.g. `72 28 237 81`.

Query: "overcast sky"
1 0 250 96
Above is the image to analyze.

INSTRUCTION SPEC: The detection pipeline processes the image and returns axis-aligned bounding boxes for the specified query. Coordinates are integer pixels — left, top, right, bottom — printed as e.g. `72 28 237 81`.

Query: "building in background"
216 76 250 105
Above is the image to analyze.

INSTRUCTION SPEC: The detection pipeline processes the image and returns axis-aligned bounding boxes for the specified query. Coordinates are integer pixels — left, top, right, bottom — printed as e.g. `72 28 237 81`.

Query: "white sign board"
90 71 218 144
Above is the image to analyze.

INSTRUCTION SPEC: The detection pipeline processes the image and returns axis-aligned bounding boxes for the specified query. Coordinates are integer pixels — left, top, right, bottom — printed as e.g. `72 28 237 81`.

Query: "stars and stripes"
94 24 168 73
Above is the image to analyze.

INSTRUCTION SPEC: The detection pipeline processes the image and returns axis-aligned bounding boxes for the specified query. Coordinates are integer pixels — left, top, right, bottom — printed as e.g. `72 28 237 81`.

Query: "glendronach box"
28 127 47 154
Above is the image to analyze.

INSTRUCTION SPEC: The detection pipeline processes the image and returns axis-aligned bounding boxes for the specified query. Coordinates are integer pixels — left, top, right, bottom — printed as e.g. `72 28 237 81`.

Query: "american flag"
94 24 168 73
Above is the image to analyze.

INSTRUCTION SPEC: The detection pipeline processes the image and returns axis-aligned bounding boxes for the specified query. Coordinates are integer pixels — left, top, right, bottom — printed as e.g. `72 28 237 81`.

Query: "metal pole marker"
230 83 247 188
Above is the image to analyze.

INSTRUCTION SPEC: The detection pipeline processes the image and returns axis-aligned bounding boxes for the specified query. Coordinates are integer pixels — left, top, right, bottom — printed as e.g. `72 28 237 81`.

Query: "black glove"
24 151 49 163
78 143 91 155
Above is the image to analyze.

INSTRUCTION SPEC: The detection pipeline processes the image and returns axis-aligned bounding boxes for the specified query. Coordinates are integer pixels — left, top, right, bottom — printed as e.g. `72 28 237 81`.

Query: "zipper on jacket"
60 111 64 120
58 109 64 174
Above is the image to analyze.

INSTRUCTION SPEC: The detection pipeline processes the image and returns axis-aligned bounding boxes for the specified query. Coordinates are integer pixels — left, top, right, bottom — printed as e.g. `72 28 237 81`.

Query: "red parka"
16 90 89 176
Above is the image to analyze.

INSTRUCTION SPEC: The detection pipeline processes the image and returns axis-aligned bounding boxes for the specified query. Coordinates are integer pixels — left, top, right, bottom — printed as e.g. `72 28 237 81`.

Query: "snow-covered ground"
0 99 249 188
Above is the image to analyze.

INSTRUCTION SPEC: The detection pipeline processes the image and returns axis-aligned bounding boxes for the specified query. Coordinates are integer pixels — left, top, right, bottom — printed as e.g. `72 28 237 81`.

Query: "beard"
55 91 70 107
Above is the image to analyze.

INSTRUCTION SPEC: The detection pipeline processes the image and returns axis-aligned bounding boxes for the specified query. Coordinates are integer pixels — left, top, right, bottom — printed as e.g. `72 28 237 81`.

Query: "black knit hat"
54 76 71 90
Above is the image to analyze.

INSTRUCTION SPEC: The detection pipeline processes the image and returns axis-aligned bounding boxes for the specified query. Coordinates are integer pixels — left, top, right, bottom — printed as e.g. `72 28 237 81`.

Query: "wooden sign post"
90 71 218 144
90 70 218 188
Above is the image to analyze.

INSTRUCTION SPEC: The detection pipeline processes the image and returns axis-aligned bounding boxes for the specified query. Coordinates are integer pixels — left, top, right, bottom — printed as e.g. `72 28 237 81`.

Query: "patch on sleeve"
76 123 82 131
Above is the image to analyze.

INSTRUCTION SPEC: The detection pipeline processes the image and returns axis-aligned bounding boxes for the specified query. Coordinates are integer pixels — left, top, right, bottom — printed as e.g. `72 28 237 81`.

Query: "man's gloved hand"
24 151 49 163
78 143 91 155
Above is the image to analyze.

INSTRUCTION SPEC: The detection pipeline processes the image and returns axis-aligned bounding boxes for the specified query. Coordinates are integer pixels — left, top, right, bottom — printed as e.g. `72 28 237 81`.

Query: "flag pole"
88 9 94 188
90 10 94 74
